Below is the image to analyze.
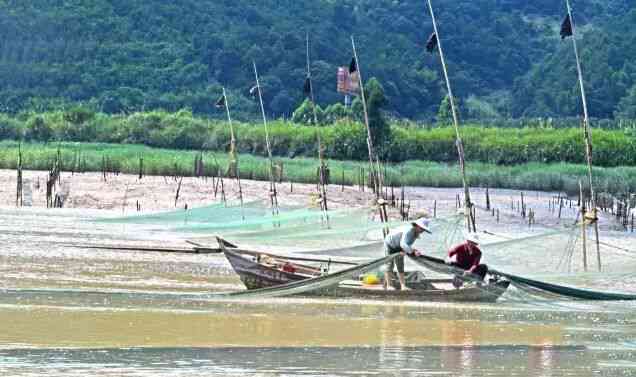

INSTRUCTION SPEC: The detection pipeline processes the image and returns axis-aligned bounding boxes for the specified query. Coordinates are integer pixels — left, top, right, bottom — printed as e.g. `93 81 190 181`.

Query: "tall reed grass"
4 110 636 166
2 141 635 196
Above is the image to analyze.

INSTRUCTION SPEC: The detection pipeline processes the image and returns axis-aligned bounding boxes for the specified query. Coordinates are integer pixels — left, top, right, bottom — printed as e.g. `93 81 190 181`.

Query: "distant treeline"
1 1 636 120
1 109 636 167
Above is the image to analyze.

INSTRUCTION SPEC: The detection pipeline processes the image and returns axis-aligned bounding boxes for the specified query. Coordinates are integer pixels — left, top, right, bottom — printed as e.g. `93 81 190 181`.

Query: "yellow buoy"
362 274 380 285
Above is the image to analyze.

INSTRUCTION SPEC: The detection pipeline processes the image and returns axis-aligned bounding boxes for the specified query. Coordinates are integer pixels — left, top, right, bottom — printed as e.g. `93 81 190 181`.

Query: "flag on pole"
349 57 357 74
304 77 312 97
426 32 438 53
561 14 573 39
215 95 226 109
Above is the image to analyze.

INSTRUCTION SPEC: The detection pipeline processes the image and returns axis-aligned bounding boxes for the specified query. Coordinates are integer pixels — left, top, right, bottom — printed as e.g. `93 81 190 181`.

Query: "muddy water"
1 207 636 376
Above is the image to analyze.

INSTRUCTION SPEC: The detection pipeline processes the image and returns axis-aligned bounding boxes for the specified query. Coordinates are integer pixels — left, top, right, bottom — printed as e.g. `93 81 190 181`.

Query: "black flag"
560 14 573 39
349 57 357 74
215 95 225 109
426 32 438 53
303 77 311 97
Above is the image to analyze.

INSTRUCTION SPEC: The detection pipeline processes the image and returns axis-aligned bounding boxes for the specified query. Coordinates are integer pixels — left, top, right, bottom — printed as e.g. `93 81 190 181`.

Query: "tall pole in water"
222 87 244 220
351 36 382 199
565 0 601 271
253 61 279 216
426 0 475 232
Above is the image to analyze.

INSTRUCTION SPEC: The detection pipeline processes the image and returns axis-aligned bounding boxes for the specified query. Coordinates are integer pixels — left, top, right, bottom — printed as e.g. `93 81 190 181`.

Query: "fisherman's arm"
445 245 461 263
466 251 482 274
400 229 421 256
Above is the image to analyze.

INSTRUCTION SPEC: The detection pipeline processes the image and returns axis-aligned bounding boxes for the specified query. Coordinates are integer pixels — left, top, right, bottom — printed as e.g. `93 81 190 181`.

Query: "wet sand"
1 169 633 251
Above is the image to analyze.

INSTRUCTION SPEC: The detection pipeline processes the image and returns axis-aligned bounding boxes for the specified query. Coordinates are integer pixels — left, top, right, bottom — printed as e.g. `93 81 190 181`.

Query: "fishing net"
97 198 636 300
97 200 289 226
98 200 398 250
209 254 399 299
398 213 636 300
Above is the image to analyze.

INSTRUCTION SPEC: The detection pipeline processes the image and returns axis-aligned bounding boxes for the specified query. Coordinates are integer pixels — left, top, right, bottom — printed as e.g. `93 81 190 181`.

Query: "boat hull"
224 249 309 290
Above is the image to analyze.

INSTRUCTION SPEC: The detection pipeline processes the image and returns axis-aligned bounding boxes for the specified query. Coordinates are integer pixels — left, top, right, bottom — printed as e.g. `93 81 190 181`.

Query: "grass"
2 141 636 196
4 109 636 166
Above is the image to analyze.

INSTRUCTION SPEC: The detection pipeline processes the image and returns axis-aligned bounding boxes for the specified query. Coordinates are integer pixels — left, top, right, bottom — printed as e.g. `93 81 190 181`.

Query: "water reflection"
0 346 593 377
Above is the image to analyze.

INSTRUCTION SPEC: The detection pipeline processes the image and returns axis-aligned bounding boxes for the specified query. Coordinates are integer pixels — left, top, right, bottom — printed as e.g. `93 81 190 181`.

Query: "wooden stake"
16 143 23 207
138 156 144 179
485 186 491 211
341 168 345 192
175 177 183 207
579 180 588 272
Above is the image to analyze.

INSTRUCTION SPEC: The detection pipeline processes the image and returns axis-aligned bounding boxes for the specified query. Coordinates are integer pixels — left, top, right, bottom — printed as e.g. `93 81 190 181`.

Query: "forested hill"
0 0 633 120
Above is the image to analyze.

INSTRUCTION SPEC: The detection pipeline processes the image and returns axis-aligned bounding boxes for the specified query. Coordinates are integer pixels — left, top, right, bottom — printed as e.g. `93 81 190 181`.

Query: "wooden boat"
222 246 509 303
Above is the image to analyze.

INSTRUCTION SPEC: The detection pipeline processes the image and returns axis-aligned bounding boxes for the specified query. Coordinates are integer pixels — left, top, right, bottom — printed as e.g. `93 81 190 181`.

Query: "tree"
323 103 352 124
615 84 636 119
24 116 53 141
437 95 453 126
365 78 391 158
292 99 323 125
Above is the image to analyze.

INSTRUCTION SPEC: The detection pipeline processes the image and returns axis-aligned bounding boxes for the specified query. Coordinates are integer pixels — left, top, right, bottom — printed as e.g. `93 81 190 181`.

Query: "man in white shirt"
383 218 432 290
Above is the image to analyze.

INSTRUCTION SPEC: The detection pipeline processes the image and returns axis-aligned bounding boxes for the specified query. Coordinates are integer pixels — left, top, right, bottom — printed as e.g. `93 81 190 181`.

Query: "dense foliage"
3 141 636 196
3 110 636 167
0 0 634 121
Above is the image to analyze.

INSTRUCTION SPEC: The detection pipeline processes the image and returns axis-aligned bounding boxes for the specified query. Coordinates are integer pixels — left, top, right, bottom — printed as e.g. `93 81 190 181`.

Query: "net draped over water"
100 200 399 250
101 201 636 300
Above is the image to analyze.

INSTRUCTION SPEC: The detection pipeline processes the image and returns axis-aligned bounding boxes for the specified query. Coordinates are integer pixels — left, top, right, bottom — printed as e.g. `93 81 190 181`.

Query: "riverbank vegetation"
2 141 635 196
1 110 636 167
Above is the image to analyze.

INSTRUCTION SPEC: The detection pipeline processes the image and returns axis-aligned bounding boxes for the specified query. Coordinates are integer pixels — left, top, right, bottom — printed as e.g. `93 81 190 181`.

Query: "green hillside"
0 0 633 120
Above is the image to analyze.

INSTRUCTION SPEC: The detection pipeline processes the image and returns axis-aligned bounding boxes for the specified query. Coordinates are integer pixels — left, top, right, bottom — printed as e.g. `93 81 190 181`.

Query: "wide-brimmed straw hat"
411 218 432 234
464 231 480 244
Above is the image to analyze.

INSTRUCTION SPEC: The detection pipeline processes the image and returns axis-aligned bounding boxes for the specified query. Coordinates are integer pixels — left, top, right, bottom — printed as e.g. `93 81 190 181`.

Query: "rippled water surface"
1 207 636 376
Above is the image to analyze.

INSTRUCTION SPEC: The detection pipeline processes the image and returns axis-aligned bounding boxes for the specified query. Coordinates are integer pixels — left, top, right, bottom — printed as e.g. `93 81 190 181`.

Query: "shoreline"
1 168 632 235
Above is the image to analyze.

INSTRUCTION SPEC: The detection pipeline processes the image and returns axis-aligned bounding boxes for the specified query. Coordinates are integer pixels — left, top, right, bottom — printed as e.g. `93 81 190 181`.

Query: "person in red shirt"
446 232 488 281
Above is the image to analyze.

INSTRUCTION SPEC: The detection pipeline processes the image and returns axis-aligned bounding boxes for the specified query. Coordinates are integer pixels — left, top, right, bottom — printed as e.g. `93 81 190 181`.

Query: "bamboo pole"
565 0 601 271
16 143 23 207
579 180 588 272
222 87 245 220
351 36 381 198
253 61 279 216
426 0 474 232
307 33 329 225
307 33 319 127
